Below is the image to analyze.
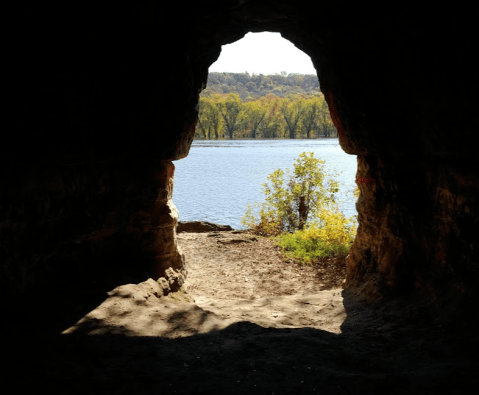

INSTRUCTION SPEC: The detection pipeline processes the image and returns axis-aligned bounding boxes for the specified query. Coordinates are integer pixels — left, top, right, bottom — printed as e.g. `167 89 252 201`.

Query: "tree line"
196 92 337 140
203 71 321 100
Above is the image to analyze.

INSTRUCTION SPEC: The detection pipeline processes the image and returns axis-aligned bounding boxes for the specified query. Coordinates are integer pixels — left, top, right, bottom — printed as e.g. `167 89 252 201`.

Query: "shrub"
241 151 341 234
276 206 356 264
242 151 358 263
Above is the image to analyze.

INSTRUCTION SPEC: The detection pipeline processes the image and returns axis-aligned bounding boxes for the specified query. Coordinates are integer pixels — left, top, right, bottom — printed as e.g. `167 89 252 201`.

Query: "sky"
209 32 316 75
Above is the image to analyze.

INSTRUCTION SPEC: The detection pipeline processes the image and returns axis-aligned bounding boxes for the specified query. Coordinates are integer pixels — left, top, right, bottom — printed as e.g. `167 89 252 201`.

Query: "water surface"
173 139 357 229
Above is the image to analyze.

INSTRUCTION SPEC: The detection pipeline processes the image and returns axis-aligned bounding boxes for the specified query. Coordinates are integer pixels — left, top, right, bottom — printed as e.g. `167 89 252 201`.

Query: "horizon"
209 32 317 76
208 70 317 77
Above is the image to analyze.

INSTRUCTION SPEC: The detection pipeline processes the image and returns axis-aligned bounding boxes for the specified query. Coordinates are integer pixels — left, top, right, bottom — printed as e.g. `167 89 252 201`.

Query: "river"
173 139 358 229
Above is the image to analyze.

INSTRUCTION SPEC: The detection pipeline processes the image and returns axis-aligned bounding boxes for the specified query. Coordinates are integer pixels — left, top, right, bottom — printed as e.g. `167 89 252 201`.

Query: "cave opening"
3 3 477 391
176 30 357 227
171 32 358 322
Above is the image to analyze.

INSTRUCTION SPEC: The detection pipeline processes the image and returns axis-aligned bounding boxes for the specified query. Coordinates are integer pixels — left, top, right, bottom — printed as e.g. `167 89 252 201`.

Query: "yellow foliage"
301 207 357 247
242 152 358 263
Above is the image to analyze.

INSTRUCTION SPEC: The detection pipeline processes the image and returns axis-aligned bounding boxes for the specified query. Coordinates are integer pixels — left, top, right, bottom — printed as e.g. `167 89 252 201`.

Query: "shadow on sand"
5 285 475 395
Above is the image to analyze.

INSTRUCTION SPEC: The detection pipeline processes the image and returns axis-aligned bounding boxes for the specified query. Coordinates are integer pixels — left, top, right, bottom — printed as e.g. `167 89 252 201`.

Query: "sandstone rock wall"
347 156 478 313
0 158 184 297
3 2 478 322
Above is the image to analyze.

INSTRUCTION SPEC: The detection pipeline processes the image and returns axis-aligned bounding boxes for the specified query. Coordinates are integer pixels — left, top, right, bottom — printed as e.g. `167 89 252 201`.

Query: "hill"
202 72 320 100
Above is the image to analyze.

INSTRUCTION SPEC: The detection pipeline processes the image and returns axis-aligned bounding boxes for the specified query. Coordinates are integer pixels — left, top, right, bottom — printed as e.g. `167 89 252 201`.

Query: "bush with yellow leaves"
277 206 357 264
242 152 358 263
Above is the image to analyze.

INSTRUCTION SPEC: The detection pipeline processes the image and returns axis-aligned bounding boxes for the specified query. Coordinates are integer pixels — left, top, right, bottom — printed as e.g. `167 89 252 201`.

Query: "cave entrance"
174 31 357 228
171 32 358 332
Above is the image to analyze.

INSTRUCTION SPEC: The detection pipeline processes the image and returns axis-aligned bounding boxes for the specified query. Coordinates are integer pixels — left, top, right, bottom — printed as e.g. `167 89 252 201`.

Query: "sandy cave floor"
181 230 349 334
9 229 477 394
62 230 350 338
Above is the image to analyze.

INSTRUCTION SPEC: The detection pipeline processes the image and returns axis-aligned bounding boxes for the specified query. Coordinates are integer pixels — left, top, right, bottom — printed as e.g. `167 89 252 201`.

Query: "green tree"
218 93 244 139
196 101 208 138
258 94 283 138
242 152 340 233
317 96 336 137
197 95 223 139
300 95 321 138
244 100 267 138
201 72 321 101
281 96 305 138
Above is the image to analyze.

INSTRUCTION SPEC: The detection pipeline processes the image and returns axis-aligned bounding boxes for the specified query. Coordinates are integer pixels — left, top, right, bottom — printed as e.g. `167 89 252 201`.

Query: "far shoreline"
192 137 340 141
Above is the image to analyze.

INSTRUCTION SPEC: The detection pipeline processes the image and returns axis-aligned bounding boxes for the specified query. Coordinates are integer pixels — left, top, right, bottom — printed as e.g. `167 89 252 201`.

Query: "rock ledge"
177 221 234 233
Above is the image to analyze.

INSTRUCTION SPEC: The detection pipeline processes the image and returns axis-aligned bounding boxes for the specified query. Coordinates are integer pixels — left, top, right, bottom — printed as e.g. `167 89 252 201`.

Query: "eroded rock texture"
3 2 478 326
347 156 478 317
0 158 185 296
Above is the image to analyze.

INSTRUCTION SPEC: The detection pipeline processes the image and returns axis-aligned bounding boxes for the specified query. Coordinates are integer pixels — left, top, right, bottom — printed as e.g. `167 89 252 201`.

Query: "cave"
3 1 477 392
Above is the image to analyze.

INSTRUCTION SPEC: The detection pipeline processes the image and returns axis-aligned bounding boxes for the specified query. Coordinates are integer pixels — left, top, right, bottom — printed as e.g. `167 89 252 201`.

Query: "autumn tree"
244 100 267 138
197 95 223 139
242 152 341 233
218 93 244 139
195 90 337 140
202 72 320 98
196 100 208 139
258 94 283 138
317 95 336 137
281 96 305 138
299 95 321 138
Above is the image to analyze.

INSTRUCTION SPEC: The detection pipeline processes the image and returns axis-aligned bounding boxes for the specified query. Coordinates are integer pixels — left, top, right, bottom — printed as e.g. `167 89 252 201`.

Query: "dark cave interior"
2 2 477 392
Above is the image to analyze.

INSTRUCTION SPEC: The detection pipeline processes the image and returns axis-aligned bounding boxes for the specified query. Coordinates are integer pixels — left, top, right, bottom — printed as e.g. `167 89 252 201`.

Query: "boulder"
177 221 234 233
